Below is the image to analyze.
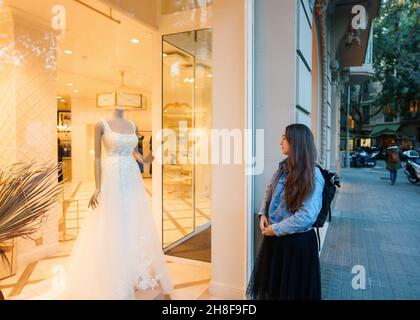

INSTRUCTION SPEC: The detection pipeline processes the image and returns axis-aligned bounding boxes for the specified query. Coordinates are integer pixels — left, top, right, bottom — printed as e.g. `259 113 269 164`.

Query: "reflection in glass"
161 0 213 15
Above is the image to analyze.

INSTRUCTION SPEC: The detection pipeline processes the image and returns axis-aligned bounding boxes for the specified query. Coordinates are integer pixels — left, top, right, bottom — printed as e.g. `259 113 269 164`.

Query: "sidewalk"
320 161 420 300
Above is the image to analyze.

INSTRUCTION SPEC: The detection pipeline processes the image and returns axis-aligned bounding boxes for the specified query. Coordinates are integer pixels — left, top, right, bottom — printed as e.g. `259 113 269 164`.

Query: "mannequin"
88 107 153 209
13 106 172 299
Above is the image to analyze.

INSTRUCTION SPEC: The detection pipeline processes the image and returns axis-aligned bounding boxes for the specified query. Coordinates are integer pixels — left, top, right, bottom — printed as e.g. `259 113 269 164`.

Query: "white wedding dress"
16 119 173 300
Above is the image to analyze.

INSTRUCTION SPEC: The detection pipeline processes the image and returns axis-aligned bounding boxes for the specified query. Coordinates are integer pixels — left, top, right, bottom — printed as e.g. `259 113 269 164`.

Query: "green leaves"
373 0 420 115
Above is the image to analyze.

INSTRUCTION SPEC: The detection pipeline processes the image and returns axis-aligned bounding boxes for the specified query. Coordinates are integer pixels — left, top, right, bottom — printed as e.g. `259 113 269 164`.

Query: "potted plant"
0 161 62 300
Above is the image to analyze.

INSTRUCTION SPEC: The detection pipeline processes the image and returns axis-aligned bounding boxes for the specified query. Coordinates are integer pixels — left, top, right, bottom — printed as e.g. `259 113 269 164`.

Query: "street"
321 161 420 299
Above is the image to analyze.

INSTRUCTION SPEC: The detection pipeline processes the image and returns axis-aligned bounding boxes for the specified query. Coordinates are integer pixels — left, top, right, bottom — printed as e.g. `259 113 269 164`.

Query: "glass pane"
162 29 212 250
162 41 195 248
193 29 212 229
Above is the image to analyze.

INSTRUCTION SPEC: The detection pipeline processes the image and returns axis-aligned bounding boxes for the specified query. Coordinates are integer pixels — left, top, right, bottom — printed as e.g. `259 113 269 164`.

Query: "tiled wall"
0 4 17 169
0 5 61 267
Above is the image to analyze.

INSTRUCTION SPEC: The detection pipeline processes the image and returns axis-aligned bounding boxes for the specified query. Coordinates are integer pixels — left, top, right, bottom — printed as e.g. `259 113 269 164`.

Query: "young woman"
247 124 325 300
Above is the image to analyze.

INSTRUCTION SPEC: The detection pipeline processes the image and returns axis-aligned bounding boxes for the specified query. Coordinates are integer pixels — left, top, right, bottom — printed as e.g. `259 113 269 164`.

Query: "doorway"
161 29 213 262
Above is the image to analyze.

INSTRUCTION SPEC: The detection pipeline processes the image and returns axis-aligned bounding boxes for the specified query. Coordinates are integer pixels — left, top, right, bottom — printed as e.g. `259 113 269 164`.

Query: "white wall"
253 0 297 259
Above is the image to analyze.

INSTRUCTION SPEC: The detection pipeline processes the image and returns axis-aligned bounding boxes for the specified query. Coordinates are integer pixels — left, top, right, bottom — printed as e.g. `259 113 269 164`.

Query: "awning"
370 124 401 138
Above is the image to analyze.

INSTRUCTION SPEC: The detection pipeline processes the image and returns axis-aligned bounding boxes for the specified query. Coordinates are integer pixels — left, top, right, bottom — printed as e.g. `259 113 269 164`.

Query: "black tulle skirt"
246 229 321 300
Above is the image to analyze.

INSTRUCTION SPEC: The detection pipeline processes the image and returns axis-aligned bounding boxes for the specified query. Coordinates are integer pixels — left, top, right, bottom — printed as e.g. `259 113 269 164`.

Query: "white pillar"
209 0 246 299
252 0 297 251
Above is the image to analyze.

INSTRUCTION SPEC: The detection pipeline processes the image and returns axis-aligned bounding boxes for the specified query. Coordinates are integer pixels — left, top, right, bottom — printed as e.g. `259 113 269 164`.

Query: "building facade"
0 0 379 299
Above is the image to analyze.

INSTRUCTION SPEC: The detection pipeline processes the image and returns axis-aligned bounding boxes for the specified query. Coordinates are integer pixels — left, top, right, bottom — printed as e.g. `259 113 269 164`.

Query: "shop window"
362 106 370 124
350 139 355 152
384 105 395 122
361 138 371 148
349 115 355 129
409 100 419 113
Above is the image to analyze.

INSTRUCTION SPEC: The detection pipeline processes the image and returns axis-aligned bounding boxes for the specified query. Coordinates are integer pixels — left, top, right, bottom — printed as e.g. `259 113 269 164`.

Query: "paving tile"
321 162 420 300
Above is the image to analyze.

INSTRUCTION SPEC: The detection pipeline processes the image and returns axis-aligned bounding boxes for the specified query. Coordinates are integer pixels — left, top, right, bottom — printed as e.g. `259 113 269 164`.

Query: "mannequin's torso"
102 117 135 135
88 107 143 209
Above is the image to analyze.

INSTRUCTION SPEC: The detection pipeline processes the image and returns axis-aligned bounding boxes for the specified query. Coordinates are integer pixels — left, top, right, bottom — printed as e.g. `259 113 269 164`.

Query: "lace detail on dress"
135 236 164 292
136 267 161 291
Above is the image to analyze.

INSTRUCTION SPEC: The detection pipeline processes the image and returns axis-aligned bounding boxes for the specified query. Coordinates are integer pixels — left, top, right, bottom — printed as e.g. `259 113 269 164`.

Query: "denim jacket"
258 160 324 237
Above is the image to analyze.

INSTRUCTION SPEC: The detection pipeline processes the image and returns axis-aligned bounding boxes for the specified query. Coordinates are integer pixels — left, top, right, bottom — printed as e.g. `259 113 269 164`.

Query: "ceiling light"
60 99 66 102
67 83 73 86
74 89 79 93
131 38 140 44
207 74 213 78
57 96 62 99
97 70 145 110
64 50 73 55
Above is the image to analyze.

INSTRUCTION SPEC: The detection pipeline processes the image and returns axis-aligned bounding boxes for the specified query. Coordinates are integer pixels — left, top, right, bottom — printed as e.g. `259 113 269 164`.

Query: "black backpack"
313 165 341 250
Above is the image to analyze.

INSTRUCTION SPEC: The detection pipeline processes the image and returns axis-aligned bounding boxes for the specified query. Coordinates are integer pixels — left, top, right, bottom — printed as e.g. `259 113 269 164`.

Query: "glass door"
162 29 213 253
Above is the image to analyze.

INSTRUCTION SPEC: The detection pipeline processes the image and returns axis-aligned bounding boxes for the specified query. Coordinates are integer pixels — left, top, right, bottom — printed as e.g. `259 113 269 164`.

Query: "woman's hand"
88 189 101 210
262 225 275 237
259 215 268 232
260 216 275 236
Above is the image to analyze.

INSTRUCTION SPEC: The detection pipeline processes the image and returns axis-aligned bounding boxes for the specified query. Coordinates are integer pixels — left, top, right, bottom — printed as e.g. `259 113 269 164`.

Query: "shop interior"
1 0 213 299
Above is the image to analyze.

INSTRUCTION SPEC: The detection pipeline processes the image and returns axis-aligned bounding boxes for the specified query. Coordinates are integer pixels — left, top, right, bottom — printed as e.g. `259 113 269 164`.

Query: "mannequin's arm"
88 122 103 209
132 123 145 164
134 149 145 164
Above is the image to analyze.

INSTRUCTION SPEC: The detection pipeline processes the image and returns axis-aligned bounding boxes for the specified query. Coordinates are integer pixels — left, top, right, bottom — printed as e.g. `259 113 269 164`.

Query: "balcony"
348 63 375 84
348 19 375 84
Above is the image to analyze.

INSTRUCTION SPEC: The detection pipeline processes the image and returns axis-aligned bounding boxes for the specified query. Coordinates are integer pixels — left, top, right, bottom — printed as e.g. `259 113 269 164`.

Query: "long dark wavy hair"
284 124 317 213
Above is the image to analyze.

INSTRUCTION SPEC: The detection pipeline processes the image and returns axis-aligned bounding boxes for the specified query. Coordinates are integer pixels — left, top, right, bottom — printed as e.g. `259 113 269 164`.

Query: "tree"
347 82 390 134
372 0 420 118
